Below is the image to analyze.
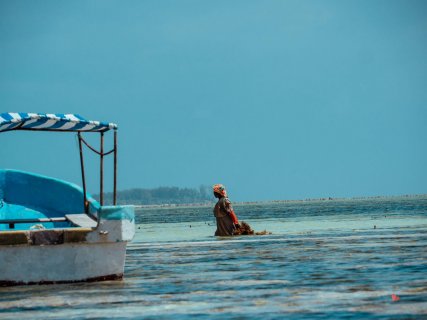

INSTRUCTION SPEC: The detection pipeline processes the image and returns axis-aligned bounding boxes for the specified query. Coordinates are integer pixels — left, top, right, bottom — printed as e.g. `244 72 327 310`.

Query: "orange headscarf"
212 184 227 197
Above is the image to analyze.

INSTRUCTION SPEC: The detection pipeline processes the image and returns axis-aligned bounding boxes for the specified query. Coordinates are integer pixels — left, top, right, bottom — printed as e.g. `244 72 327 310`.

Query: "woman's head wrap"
213 184 227 197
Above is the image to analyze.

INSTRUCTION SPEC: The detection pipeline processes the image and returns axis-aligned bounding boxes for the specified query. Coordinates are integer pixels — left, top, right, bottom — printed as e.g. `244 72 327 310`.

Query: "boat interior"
0 169 99 231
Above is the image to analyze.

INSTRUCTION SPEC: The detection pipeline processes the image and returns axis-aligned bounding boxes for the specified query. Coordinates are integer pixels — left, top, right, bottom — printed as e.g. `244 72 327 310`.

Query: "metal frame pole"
113 130 117 205
78 133 88 214
100 132 104 206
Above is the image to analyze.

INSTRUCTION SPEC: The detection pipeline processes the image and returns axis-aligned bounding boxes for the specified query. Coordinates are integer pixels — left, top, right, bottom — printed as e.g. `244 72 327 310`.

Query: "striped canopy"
0 113 117 133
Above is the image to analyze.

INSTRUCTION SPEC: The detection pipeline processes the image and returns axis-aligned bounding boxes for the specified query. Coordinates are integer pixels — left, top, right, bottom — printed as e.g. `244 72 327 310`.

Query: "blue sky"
1 0 426 201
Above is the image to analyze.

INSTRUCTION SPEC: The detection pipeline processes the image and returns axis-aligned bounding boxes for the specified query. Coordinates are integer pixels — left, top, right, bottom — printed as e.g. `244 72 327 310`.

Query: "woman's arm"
224 198 239 225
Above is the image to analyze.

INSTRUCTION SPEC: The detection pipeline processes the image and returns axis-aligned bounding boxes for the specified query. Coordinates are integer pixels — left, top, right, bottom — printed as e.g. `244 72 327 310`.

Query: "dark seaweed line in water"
134 197 427 224
128 228 427 249
128 237 427 262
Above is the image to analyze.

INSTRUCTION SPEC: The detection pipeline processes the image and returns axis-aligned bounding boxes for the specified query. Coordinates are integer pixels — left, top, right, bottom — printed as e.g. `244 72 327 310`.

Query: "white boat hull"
0 241 127 285
0 207 135 286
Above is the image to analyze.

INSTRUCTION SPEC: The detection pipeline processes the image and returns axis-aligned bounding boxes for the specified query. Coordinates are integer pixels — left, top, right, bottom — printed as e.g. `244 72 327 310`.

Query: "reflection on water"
1 197 426 319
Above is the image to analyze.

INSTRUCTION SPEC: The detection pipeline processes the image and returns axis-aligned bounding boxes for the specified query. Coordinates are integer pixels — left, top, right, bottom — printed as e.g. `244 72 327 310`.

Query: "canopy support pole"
100 132 104 206
113 130 117 205
78 132 88 214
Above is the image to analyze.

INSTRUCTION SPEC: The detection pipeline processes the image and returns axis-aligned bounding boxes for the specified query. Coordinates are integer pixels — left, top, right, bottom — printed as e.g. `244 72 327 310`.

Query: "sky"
1 0 426 202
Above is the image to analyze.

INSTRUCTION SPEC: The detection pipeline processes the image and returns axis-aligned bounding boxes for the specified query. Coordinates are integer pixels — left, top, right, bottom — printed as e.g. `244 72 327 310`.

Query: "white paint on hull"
0 205 135 285
0 241 127 283
89 219 135 243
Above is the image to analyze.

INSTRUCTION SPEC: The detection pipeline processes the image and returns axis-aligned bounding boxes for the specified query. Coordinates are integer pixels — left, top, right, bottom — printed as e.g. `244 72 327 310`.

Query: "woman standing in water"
212 184 240 236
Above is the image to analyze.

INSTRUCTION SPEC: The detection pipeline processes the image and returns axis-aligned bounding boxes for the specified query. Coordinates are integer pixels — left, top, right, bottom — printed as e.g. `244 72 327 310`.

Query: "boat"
0 112 135 286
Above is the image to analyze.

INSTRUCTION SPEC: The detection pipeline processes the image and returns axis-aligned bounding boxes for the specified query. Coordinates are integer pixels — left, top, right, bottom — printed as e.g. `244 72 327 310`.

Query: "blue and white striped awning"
0 113 117 133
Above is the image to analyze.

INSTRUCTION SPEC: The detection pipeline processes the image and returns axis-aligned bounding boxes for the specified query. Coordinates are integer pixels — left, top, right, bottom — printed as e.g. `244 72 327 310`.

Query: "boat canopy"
0 112 117 133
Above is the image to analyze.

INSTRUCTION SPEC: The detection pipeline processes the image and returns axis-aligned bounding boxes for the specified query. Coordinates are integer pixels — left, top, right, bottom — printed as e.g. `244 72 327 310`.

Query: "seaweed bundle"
234 221 271 236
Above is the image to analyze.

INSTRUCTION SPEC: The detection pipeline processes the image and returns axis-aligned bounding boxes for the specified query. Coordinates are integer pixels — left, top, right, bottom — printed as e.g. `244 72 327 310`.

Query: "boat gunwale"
0 227 96 246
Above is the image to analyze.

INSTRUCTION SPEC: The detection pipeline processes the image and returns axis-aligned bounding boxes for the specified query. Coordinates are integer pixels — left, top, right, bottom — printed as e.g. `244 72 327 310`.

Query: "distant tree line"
97 185 213 205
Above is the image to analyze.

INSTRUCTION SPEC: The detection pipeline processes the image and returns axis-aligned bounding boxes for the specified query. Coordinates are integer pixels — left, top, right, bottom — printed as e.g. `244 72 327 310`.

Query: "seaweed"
233 221 271 236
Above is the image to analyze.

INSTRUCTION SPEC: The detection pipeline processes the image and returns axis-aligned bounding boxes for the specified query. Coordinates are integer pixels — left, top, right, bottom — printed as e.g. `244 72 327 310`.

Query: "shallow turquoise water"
1 197 426 319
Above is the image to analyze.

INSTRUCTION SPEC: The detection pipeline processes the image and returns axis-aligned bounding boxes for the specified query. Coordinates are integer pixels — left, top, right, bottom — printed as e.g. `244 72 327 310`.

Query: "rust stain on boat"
0 228 93 246
63 228 92 243
0 231 28 245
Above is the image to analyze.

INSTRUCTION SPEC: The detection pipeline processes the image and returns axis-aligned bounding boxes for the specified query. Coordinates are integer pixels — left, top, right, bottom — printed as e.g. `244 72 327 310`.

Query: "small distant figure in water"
212 184 240 236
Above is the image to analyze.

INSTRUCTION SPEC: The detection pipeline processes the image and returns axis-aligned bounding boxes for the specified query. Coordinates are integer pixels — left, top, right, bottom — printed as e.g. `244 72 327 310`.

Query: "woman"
212 184 240 236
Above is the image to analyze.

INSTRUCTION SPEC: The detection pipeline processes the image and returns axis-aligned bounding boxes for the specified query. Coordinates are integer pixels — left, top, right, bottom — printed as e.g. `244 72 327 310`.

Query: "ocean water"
1 197 426 319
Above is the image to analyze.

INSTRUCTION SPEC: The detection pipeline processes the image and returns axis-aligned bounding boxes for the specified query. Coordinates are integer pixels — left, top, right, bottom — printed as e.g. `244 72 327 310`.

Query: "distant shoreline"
134 193 427 210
